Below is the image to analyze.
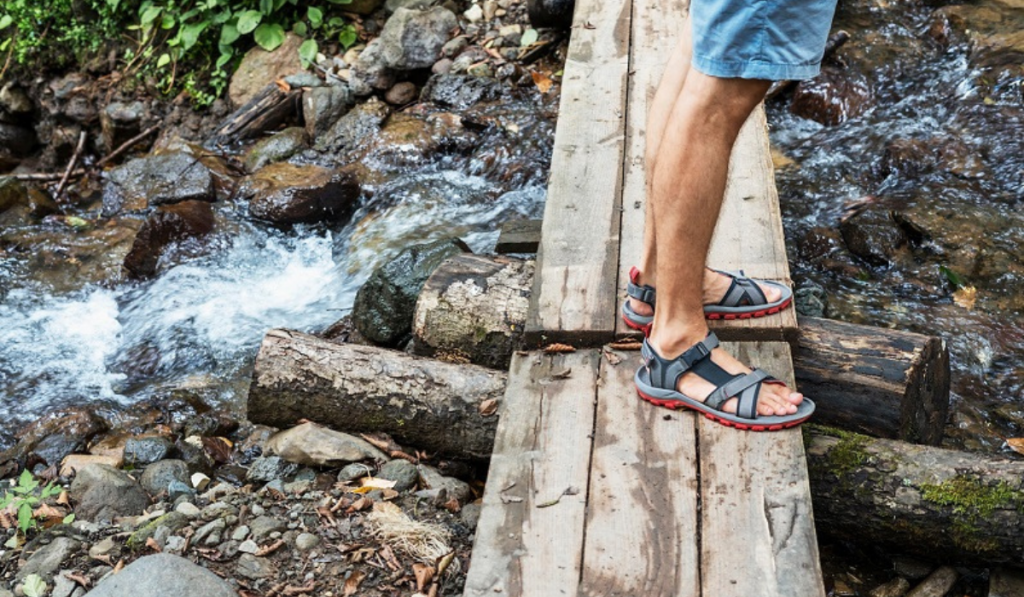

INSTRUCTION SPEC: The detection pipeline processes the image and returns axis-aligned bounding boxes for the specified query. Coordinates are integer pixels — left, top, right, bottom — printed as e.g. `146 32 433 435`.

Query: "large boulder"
348 40 398 97
314 97 390 156
302 86 354 142
263 422 388 467
838 208 909 267
103 152 215 216
122 200 215 279
228 33 305 108
243 163 360 225
352 237 469 346
790 67 873 126
377 7 458 69
70 464 149 522
83 553 236 597
0 407 107 469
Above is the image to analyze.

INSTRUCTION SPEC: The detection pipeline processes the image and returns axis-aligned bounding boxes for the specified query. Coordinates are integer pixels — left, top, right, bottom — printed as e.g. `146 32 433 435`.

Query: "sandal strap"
626 280 657 305
714 269 768 308
642 333 720 390
705 369 769 416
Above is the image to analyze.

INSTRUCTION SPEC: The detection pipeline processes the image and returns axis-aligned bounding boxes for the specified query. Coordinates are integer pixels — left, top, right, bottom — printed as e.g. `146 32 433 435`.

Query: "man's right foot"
635 331 813 431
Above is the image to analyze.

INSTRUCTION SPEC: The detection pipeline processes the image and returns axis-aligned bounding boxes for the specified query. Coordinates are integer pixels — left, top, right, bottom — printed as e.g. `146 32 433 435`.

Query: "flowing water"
0 90 555 447
767 0 1024 451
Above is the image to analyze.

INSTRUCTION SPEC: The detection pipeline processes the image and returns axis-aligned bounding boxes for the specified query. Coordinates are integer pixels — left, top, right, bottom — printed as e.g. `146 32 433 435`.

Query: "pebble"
377 459 419 492
231 525 251 541
464 3 484 22
295 533 320 551
89 537 116 558
175 502 201 518
337 463 373 483
238 539 259 554
51 572 77 597
164 536 186 553
193 518 226 544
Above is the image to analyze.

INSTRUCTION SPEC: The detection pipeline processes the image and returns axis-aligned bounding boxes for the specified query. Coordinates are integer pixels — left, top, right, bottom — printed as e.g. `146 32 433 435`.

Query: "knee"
686 75 769 127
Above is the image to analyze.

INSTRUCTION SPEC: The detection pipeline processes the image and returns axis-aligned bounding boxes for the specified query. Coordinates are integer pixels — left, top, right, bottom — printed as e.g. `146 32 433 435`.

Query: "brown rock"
244 162 361 225
263 422 388 466
0 407 107 468
385 81 419 105
790 67 873 126
123 200 215 279
228 33 305 108
60 454 122 477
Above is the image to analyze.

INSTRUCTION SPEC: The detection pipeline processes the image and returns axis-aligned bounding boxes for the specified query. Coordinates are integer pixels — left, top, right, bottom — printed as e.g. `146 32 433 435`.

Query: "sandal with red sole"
635 332 814 431
621 266 794 335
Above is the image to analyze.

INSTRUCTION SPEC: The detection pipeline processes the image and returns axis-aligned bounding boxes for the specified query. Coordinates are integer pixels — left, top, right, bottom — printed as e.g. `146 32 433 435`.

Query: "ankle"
649 319 709 358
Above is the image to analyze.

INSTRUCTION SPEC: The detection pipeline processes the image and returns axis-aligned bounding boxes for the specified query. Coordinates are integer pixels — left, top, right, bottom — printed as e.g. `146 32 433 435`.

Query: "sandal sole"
636 387 810 432
621 297 794 336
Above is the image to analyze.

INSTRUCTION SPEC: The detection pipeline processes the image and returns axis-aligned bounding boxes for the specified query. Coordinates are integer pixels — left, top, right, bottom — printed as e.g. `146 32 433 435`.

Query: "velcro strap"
679 332 719 368
626 281 657 305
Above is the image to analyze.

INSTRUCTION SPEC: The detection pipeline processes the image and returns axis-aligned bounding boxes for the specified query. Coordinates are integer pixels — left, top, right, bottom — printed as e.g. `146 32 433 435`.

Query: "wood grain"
463 350 600 597
526 0 632 345
698 341 825 597
579 349 700 597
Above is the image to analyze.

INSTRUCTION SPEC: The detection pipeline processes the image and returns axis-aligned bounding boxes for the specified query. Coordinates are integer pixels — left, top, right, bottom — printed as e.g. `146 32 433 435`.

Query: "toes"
761 283 782 302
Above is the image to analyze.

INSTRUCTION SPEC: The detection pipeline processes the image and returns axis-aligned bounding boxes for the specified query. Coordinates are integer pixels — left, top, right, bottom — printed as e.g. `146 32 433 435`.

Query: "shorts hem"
692 55 822 81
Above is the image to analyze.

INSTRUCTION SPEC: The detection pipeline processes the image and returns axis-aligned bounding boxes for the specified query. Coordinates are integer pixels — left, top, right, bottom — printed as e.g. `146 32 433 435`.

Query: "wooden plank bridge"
463 0 825 594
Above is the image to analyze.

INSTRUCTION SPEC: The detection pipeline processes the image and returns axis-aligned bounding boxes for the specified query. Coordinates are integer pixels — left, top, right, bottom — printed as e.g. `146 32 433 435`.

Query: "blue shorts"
690 0 839 81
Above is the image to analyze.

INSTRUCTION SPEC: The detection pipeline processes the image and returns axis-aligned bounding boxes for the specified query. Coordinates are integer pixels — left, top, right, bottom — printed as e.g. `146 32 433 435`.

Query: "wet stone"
101 101 146 152
377 459 419 492
103 152 215 216
839 208 908 266
243 163 361 226
421 73 508 109
302 86 353 142
140 459 190 496
790 67 873 126
247 455 299 483
243 127 308 172
123 436 174 467
314 97 390 156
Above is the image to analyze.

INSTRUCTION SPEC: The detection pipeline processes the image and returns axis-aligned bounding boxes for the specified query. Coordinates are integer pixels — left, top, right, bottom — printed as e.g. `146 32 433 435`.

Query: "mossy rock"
128 511 190 550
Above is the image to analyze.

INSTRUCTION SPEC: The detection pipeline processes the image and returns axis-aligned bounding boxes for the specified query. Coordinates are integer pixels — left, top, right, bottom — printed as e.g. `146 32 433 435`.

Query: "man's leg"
648 70 802 415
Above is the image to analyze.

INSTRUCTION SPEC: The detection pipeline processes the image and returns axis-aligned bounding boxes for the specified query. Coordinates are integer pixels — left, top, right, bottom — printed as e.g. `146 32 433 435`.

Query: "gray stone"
103 152 215 216
295 533 320 551
348 39 397 97
990 569 1024 597
231 525 250 541
378 7 458 70
338 463 374 483
0 82 33 114
264 422 388 467
238 539 259 554
315 97 390 157
441 36 469 58
70 465 149 522
52 572 78 597
236 554 277 580
16 537 80 582
417 464 471 503
906 566 957 597
303 86 353 142
869 577 910 597
101 101 146 152
164 536 186 554
140 459 190 496
460 501 482 530
193 518 227 545
89 537 116 559
83 553 235 597
249 516 287 541
243 127 308 172
385 82 418 105
794 283 828 318
247 455 299 483
387 0 440 11
421 73 508 109
377 459 419 492
128 512 190 550
175 501 201 518
242 163 361 226
352 237 470 346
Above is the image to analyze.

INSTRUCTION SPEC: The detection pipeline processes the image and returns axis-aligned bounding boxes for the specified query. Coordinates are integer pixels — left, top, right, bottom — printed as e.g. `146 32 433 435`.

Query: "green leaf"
299 38 318 65
236 9 262 34
253 23 285 51
212 9 232 25
17 502 32 532
0 15 13 31
328 16 344 28
157 53 171 67
180 20 210 51
940 265 965 288
338 24 357 49
307 6 323 29
327 0 352 4
22 574 46 597
160 12 176 29
259 0 274 15
18 470 36 490
292 21 308 37
63 513 75 525
140 5 163 25
220 22 240 45
0 38 10 52
108 0 121 11
520 28 538 47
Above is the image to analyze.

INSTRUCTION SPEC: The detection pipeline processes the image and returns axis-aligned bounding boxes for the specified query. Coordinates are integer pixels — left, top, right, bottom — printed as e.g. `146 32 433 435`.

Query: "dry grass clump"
367 502 452 563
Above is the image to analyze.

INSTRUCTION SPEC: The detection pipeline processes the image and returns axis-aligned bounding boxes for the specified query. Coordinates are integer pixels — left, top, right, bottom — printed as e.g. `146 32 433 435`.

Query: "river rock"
236 553 277 580
244 163 360 225
263 422 387 467
906 566 957 597
1 407 107 468
377 459 418 491
417 464 471 503
243 127 308 172
869 577 911 597
421 73 508 109
123 435 175 466
122 200 215 279
295 532 320 551
0 82 33 114
527 0 575 28
0 177 29 214
349 39 398 96
70 464 149 522
352 237 470 346
249 515 287 541
377 7 458 69
101 101 146 152
16 537 81 582
385 81 418 105
338 462 374 483
228 33 305 108
140 459 190 496
314 97 390 156
790 67 873 126
990 569 1024 597
83 553 236 597
303 86 353 142
103 152 215 216
247 456 298 483
839 207 910 266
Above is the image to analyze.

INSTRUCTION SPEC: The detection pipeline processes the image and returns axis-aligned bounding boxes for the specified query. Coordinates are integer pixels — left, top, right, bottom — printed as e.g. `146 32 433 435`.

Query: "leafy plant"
0 470 71 536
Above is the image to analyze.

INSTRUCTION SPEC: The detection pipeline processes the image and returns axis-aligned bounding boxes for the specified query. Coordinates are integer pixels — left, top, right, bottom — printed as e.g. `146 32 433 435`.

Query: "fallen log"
413 255 949 444
247 329 505 460
207 84 302 147
806 427 1024 566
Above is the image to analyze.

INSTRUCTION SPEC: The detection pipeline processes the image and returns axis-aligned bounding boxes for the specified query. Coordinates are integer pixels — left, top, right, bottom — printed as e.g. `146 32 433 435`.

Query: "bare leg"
648 70 801 416
631 19 780 318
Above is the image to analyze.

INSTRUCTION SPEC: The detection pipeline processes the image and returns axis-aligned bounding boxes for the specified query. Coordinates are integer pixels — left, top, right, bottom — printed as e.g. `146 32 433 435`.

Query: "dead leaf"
954 285 977 310
436 551 456 576
202 437 233 464
1007 438 1024 456
478 399 499 417
113 559 125 575
360 477 397 490
531 70 553 94
550 368 572 379
145 537 162 552
382 488 399 500
413 563 435 591
275 79 292 93
442 498 461 513
770 147 797 170
603 350 622 365
343 570 366 596
256 539 285 557
56 490 70 506
32 503 65 521
347 497 371 513
543 342 576 353
608 339 642 350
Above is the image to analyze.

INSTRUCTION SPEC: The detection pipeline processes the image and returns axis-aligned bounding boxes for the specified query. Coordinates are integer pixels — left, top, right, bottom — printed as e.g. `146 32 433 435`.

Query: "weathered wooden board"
526 0 632 345
698 342 825 597
462 350 600 597
495 219 542 254
579 349 700 597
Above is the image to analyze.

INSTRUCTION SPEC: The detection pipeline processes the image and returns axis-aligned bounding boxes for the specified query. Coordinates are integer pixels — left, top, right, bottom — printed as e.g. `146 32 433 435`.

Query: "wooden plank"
495 219 541 254
526 0 632 345
698 341 825 597
463 350 600 597
578 349 700 597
